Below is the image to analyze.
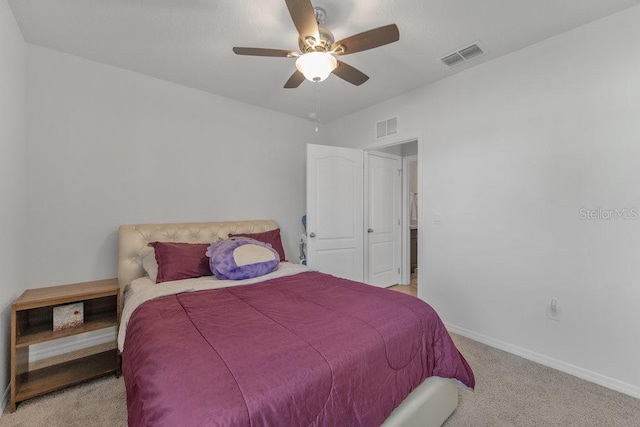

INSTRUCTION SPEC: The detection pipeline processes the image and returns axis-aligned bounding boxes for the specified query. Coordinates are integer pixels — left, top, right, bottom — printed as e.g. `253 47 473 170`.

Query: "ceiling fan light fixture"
295 52 337 83
232 0 399 88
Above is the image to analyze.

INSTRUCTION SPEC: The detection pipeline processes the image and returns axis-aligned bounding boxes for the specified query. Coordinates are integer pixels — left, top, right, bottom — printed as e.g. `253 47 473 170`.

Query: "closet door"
306 144 364 281
366 152 401 287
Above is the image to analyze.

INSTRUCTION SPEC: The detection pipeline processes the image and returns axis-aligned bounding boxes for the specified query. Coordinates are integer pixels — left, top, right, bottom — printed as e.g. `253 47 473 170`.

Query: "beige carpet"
1 375 127 427
2 334 640 426
445 334 640 426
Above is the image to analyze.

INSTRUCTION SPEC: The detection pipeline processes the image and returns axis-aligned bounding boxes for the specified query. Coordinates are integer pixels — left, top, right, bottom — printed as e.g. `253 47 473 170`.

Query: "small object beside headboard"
118 219 279 298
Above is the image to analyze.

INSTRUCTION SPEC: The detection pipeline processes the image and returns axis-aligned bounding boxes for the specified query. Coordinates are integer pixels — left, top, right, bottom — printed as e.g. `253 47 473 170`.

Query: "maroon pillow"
150 242 212 283
228 228 286 262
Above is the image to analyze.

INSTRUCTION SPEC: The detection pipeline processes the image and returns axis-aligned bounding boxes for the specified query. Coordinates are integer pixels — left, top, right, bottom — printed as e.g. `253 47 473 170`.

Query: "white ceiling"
8 0 640 122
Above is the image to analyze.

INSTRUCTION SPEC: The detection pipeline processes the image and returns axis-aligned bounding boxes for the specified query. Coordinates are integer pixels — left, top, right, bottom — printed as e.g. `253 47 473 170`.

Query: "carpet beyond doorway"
387 272 418 296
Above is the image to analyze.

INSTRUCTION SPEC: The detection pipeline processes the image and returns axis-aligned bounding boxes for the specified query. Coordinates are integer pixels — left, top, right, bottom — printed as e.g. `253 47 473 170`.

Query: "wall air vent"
440 41 487 67
376 117 398 139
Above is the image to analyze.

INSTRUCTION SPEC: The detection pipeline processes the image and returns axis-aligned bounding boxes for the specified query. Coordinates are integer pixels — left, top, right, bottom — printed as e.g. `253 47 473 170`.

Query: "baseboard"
29 327 116 362
445 323 640 400
0 383 9 416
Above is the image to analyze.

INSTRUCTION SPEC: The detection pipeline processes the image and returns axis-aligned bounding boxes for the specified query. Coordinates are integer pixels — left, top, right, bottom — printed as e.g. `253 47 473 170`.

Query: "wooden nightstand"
10 278 121 412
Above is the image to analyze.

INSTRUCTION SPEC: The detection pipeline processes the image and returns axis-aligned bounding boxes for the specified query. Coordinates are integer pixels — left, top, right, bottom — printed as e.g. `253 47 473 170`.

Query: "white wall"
0 0 27 406
26 45 318 288
325 6 640 397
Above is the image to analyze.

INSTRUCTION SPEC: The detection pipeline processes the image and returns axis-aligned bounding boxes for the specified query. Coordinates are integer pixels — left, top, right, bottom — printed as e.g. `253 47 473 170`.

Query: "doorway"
306 138 422 298
366 140 419 295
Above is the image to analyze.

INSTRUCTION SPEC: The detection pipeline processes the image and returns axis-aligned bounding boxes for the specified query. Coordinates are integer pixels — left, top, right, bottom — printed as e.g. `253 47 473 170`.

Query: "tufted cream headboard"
118 219 279 295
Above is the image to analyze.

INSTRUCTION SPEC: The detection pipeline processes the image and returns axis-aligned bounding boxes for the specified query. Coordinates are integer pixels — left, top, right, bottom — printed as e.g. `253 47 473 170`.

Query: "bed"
117 220 474 426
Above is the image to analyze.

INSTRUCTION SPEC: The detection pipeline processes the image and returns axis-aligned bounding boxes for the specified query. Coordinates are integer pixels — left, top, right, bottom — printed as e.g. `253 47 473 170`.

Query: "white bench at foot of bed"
382 376 459 427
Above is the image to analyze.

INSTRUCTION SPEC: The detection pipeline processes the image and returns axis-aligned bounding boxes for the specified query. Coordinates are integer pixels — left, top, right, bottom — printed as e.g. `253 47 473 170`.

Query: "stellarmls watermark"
579 208 638 220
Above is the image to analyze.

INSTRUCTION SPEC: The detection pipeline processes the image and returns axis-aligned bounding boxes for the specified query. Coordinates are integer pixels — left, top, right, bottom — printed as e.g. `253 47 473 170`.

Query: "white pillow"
141 249 158 283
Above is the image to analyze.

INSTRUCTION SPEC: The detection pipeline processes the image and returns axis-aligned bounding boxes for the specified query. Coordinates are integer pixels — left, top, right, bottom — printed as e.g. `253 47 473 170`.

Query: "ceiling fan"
232 0 399 88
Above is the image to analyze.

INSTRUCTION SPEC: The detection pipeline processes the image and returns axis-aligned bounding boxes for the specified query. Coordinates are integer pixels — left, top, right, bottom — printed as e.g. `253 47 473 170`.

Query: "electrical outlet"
546 299 561 321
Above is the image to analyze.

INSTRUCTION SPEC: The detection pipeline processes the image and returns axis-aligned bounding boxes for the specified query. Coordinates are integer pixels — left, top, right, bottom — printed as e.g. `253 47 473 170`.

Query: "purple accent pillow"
150 242 212 283
228 228 286 261
206 237 279 280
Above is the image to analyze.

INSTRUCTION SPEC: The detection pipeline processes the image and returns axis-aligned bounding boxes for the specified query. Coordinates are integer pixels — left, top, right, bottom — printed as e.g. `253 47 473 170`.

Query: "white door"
365 153 402 287
306 144 364 281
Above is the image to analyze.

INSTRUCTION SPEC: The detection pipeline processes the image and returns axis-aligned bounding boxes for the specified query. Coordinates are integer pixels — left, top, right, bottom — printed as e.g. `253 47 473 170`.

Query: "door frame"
402 154 418 285
364 135 422 293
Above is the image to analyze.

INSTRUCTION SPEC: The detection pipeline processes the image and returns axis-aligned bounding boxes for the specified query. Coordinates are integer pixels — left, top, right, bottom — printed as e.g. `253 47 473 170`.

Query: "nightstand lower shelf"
11 278 121 412
15 349 118 403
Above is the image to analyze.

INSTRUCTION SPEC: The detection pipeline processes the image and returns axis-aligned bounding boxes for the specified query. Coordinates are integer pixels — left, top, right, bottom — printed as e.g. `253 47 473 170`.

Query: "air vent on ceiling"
376 117 398 139
440 41 487 67
441 52 464 67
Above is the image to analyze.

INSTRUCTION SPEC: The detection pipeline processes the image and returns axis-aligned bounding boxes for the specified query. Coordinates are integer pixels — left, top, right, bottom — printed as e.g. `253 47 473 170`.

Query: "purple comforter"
123 271 474 426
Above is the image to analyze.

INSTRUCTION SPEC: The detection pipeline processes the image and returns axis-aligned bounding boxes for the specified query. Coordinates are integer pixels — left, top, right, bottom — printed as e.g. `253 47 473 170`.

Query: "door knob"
309 232 316 238
368 228 374 233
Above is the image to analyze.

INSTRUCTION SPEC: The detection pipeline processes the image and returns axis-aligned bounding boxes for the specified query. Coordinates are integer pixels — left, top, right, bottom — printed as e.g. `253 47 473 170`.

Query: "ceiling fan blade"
284 70 305 88
332 60 369 86
233 47 297 57
284 0 319 45
332 24 400 55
